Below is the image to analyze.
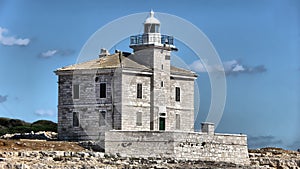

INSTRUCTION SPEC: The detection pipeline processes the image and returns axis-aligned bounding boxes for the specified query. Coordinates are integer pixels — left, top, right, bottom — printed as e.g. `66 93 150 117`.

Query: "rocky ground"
0 139 84 152
249 147 300 169
0 139 299 169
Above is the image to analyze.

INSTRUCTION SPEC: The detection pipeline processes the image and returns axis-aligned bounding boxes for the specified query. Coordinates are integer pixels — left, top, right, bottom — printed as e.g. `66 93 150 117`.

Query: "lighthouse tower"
130 10 177 52
129 10 178 130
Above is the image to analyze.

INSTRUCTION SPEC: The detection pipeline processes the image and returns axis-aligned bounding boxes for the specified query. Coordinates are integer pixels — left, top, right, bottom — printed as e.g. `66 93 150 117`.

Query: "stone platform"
105 130 250 165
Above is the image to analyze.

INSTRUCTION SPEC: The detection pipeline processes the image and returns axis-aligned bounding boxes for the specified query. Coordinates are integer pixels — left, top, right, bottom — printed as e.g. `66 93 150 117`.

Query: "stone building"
55 11 196 141
55 11 249 165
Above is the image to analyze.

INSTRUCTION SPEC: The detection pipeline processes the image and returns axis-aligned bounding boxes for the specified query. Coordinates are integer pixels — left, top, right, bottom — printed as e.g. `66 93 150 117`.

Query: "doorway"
159 117 165 131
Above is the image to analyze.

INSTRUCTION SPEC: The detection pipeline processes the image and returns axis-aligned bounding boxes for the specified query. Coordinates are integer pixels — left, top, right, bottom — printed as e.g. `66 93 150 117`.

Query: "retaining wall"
105 130 249 165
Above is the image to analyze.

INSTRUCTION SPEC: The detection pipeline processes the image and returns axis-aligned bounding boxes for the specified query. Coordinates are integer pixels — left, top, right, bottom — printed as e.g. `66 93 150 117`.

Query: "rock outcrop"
249 147 300 169
0 151 251 169
0 138 299 169
0 131 57 140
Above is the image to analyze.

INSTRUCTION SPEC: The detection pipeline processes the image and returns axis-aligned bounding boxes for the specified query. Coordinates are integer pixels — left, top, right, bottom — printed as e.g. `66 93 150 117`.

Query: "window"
100 83 106 98
176 114 180 130
136 112 142 126
161 64 164 70
165 55 170 60
144 24 159 33
175 87 180 102
137 83 142 99
155 25 160 33
161 81 164 87
73 112 79 127
99 111 106 126
73 84 79 99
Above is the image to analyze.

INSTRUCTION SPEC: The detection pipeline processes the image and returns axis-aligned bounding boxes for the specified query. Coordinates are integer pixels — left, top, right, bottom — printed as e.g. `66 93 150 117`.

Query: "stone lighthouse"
55 10 249 165
129 10 191 131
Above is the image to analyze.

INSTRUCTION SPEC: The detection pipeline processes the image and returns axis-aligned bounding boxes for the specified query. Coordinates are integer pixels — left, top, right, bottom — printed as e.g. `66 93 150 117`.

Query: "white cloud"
189 59 266 75
232 64 245 72
189 60 206 72
41 50 58 58
189 60 225 73
34 109 55 117
223 60 238 71
39 49 74 58
0 27 30 46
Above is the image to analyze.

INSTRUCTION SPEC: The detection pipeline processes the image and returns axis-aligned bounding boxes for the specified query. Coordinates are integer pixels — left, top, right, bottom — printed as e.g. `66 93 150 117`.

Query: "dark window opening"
137 83 142 99
73 112 79 127
161 81 164 87
175 87 180 102
100 83 106 98
99 111 106 126
73 84 79 99
136 112 142 126
165 55 170 60
159 117 165 131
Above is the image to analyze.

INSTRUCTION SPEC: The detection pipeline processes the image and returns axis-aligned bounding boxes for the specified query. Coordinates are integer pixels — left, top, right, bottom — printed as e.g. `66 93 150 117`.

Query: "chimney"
201 122 215 135
99 48 110 58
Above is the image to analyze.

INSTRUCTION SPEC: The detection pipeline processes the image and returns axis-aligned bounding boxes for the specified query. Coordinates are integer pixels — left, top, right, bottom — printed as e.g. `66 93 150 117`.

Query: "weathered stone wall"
121 72 152 130
169 78 195 131
172 132 249 165
129 47 196 132
105 130 249 165
128 48 155 68
151 48 171 131
112 68 122 130
57 69 118 141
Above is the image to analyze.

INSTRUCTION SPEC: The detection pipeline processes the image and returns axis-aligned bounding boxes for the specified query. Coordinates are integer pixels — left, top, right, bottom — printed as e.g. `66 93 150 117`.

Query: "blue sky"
0 0 299 150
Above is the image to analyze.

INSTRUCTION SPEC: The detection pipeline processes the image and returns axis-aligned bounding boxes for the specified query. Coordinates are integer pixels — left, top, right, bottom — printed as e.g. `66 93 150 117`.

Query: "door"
159 117 165 131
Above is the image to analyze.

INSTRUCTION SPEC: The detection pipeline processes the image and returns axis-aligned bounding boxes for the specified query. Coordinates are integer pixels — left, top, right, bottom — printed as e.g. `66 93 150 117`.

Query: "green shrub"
31 120 57 132
0 118 57 136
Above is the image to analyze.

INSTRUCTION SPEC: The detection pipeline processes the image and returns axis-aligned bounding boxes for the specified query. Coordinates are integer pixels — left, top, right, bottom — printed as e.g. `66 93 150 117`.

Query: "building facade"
55 11 197 141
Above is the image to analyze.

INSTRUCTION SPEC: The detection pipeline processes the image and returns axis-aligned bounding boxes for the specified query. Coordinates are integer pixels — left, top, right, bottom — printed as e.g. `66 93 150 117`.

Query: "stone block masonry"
105 130 250 165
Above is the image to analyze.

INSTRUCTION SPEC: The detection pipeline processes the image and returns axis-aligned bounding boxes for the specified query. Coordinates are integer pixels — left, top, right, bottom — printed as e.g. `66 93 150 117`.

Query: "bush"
0 118 57 136
0 118 29 128
7 125 33 134
31 120 57 132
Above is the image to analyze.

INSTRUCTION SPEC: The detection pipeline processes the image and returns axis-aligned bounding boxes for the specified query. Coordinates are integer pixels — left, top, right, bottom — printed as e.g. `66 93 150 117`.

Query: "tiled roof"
57 53 150 71
170 66 197 77
56 52 197 77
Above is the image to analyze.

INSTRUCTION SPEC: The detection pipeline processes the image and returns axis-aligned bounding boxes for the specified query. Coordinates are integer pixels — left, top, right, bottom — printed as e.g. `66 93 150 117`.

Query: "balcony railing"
130 34 174 46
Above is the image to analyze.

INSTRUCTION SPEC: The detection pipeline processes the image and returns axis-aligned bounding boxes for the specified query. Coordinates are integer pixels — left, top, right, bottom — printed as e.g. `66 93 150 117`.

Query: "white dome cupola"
144 10 160 33
129 10 177 51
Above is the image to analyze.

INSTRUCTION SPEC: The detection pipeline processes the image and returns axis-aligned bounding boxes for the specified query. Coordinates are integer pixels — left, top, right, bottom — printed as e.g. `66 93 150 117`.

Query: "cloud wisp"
0 27 30 46
248 135 283 149
34 109 56 117
189 59 266 76
39 49 75 58
0 95 8 103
